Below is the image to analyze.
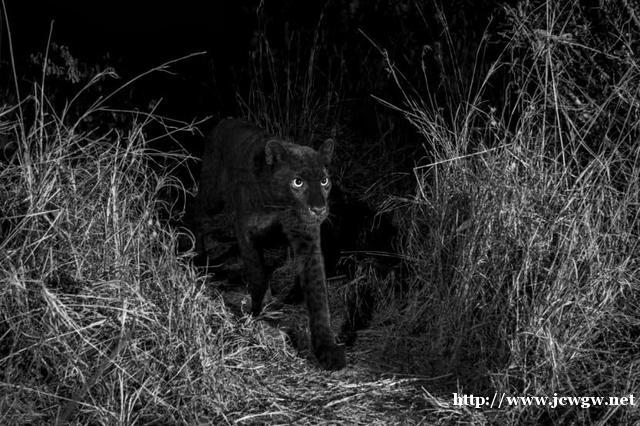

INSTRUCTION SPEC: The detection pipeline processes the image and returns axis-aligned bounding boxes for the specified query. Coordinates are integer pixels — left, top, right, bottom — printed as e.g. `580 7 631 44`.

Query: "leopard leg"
282 275 304 304
289 229 346 370
192 186 225 266
236 225 268 316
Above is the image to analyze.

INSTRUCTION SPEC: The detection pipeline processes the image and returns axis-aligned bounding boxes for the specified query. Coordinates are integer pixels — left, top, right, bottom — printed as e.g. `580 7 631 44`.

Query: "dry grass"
3 1 640 424
237 5 343 144
372 0 640 423
0 54 439 425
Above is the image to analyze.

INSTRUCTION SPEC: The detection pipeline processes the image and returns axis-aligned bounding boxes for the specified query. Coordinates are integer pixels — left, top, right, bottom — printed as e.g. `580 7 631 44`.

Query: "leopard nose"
309 206 327 217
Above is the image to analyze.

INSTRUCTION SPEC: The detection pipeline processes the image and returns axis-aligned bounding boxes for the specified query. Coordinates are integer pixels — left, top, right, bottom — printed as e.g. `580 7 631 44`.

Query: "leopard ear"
318 138 334 165
265 139 286 165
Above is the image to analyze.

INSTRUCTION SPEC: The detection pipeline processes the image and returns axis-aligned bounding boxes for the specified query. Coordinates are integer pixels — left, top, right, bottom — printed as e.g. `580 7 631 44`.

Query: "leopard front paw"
314 343 346 370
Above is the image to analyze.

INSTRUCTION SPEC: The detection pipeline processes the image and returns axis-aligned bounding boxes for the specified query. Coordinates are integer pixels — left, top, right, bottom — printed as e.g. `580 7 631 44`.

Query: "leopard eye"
291 178 304 188
320 177 330 187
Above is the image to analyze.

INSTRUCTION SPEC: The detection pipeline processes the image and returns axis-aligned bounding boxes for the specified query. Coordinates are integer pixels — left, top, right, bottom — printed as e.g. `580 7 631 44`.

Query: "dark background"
2 0 510 131
4 1 256 119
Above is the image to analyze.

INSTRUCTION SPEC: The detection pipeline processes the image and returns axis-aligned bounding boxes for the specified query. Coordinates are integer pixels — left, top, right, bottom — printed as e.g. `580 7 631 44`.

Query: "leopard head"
265 138 334 224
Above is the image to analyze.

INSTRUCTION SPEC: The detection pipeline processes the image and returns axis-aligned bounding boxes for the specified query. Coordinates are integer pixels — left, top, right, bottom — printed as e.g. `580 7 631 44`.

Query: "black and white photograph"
1 0 639 424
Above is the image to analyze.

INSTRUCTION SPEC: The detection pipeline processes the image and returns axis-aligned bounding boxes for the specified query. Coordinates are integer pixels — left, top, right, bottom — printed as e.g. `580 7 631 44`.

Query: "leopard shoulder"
194 118 345 370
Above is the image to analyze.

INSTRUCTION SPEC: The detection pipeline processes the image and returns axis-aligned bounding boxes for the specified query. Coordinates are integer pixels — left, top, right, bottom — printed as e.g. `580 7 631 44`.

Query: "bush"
375 0 640 423
0 66 298 423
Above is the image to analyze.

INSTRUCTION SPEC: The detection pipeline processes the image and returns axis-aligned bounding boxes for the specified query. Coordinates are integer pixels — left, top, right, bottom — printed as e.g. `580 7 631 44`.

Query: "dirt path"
211 278 479 425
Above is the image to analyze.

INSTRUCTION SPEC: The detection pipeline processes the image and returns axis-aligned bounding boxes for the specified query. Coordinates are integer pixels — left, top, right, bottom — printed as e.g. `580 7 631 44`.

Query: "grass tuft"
372 0 640 423
0 48 435 426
